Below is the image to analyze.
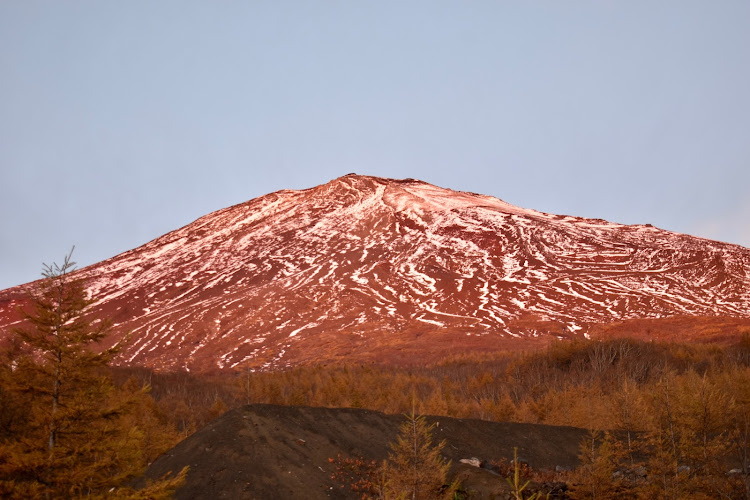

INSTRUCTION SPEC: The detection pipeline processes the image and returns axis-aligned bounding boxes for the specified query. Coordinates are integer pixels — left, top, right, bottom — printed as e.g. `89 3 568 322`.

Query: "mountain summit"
2 175 749 371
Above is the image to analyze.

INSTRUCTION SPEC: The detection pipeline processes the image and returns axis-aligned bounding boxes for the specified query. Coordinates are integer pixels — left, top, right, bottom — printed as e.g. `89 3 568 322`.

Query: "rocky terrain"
1 174 748 371
139 404 588 499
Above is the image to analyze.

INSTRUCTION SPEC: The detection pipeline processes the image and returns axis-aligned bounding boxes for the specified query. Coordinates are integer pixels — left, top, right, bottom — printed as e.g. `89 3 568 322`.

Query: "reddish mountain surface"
1 174 749 371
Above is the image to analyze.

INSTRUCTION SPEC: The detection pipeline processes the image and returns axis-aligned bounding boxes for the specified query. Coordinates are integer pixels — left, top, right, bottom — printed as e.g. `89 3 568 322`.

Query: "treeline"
118 336 750 433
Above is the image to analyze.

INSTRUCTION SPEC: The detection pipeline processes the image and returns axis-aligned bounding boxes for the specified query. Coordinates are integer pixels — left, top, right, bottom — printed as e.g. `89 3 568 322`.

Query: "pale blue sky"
1 1 749 289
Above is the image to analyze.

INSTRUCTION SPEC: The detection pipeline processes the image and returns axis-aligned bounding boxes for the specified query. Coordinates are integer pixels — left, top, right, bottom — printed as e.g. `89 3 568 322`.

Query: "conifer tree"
568 430 629 500
0 250 185 498
385 410 455 500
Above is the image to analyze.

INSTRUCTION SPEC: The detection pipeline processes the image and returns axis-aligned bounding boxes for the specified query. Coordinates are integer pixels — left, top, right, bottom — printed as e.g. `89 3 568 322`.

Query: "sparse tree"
385 409 456 500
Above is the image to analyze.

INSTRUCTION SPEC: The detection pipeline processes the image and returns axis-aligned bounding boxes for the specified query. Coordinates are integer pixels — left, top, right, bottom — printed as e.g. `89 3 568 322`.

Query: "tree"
0 250 184 498
637 371 736 498
568 430 630 500
385 410 456 500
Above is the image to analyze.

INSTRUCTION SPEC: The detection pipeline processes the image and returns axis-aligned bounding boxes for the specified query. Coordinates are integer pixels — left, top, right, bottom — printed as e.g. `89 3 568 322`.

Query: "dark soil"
140 404 589 499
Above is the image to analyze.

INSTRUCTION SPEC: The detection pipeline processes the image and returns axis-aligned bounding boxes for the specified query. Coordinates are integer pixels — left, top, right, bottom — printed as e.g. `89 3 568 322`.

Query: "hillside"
139 404 588 499
1 174 749 371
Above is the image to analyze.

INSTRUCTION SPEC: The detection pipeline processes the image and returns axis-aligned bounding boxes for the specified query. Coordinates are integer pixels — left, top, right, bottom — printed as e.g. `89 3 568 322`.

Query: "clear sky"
1 1 749 290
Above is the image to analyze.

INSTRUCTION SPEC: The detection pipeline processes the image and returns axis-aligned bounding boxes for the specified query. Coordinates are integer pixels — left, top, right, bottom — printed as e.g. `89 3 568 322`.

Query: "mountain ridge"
1 174 748 372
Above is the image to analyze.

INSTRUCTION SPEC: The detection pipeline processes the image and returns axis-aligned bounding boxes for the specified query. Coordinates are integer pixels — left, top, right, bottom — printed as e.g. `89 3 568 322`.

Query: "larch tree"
0 250 185 499
385 409 456 500
568 430 629 500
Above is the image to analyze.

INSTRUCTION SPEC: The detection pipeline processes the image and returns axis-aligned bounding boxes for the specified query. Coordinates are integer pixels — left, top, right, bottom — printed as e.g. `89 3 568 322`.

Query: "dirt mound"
140 404 588 499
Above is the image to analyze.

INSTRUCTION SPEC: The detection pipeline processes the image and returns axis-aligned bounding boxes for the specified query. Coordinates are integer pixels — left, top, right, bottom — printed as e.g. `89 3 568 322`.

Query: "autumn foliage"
385 410 456 499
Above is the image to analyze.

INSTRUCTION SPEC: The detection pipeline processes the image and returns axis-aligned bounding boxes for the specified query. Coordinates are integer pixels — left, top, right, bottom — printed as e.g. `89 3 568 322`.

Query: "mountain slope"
1 174 749 371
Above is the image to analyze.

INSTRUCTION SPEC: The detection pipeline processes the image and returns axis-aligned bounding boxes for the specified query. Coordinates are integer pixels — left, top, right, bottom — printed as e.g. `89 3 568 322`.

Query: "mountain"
1 174 749 371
